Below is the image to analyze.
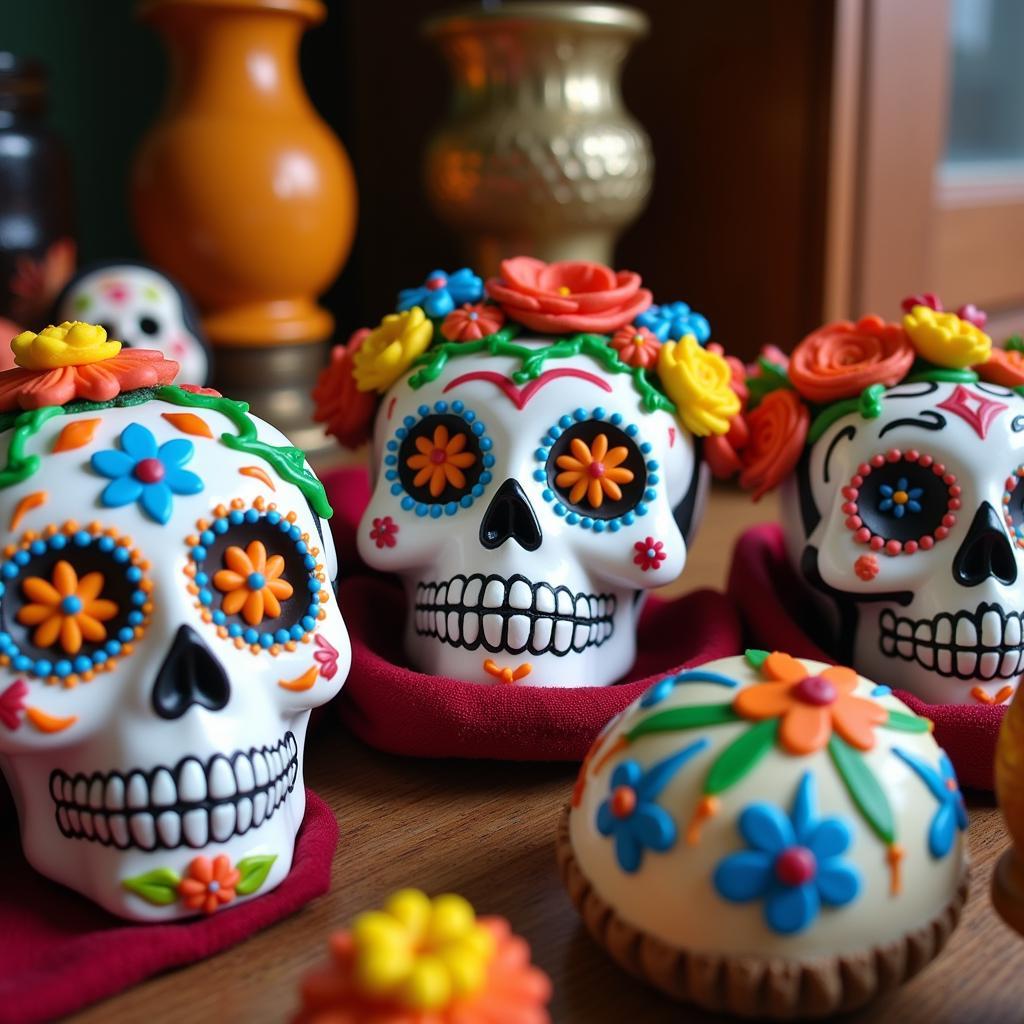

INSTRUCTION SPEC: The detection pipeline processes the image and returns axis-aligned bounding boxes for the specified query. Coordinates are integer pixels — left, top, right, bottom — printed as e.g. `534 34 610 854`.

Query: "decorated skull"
0 323 349 920
52 260 211 386
715 294 1024 708
313 259 741 687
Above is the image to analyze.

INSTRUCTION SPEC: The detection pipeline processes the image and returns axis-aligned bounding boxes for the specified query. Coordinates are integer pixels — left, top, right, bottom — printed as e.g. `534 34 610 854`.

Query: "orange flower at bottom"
294 918 552 1024
178 854 240 915
733 652 886 755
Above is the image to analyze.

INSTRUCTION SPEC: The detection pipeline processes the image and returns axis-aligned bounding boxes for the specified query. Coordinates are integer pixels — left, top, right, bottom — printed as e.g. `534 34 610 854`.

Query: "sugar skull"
718 295 1024 707
0 323 349 920
53 260 211 386
313 259 741 687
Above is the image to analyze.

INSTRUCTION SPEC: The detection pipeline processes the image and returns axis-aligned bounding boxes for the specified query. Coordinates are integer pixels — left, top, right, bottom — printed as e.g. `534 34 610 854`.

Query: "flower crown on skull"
708 294 1023 499
312 257 741 447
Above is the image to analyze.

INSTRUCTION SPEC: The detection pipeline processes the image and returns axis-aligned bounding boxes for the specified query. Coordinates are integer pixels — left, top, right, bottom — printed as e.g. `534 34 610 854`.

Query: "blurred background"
1 0 1021 362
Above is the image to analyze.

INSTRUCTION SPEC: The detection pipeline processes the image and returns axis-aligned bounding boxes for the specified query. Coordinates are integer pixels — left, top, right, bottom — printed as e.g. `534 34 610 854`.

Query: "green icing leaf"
627 703 739 740
235 854 277 895
0 406 63 489
744 648 769 670
122 867 181 906
828 735 895 844
704 719 778 795
882 709 930 734
746 358 792 408
857 382 885 420
1006 334 1024 354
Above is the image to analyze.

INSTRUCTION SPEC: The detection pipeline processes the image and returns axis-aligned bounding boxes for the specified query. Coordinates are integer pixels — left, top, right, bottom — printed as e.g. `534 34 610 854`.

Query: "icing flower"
406 423 477 498
609 323 661 369
352 307 434 393
893 748 968 858
704 412 749 479
17 560 118 655
213 540 294 626
636 300 711 343
733 651 886 755
738 389 809 500
0 679 27 730
878 477 923 518
369 515 399 549
787 316 915 403
977 339 1024 388
485 257 652 334
633 537 667 571
657 335 741 437
903 305 992 368
178 854 240 915
714 772 860 934
313 634 340 680
440 303 506 342
854 555 879 581
555 432 634 509
91 423 203 525
398 268 484 319
312 328 376 448
11 320 120 369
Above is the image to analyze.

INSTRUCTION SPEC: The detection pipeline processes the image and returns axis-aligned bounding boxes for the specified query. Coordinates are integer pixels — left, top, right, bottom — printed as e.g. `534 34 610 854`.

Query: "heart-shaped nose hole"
952 502 1018 587
479 479 542 552
152 624 231 719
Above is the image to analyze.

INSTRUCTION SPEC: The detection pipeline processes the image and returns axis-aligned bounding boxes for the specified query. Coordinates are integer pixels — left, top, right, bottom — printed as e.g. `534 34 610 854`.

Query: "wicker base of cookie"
556 806 970 1020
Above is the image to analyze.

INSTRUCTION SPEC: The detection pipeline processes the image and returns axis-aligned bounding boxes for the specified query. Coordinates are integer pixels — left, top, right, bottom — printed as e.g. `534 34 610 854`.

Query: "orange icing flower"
788 316 915 403
213 540 293 626
178 854 240 915
609 324 661 369
977 344 1024 388
312 328 377 449
555 433 634 509
440 303 506 342
406 423 476 498
17 559 118 655
738 389 809 500
734 651 887 755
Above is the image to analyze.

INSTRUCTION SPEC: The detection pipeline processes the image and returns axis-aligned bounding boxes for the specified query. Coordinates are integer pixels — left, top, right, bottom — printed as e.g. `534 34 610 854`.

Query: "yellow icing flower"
902 305 991 368
351 889 496 1011
657 334 741 436
352 307 434 393
12 321 122 370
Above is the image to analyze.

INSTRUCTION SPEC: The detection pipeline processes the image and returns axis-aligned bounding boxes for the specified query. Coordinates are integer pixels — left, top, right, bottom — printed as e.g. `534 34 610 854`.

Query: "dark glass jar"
0 53 74 326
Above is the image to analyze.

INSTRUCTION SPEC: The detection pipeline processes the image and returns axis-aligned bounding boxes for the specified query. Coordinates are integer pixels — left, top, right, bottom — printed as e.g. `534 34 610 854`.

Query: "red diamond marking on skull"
936 385 1007 440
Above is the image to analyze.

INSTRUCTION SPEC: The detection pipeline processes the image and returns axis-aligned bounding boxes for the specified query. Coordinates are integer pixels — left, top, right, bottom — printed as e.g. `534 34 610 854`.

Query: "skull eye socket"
1003 466 1024 548
843 450 960 556
187 503 328 653
0 523 150 683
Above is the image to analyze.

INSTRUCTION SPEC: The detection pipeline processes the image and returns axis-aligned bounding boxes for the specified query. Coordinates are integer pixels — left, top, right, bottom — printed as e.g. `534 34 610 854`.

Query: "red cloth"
0 789 338 1023
324 465 372 578
727 523 1002 790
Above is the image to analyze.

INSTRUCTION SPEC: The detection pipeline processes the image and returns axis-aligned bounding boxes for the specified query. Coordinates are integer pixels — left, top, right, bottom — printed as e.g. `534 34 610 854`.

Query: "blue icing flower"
893 748 967 857
713 772 860 934
91 423 204 525
596 739 708 872
636 301 711 344
877 478 923 518
397 268 483 318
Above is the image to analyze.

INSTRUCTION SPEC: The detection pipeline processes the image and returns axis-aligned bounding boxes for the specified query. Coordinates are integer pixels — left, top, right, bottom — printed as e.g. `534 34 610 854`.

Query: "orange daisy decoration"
178 854 240 915
17 560 118 655
555 433 634 509
213 540 293 626
406 423 476 497
733 651 887 755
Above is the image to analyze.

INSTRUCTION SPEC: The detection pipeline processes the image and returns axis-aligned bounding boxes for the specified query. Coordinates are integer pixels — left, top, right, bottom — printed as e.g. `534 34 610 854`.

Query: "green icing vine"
0 406 63 489
904 366 978 385
155 386 333 520
807 383 885 445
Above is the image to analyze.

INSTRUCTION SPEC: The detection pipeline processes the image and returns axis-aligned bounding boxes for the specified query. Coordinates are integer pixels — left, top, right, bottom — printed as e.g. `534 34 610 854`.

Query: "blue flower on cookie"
893 748 967 857
714 772 860 934
597 739 708 872
397 268 483 319
636 301 711 344
92 423 203 525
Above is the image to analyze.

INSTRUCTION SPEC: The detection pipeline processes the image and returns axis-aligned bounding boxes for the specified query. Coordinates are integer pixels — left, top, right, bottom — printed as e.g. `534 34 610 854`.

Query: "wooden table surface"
81 488 1024 1024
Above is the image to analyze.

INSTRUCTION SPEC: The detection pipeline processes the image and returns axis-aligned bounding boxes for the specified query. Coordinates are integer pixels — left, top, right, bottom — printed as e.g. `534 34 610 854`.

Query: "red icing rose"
440 303 505 342
705 413 750 479
312 328 377 449
739 389 810 500
485 257 652 334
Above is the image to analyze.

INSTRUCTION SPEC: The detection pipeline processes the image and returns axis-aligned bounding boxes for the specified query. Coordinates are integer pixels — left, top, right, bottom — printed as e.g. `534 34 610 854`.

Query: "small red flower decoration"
312 328 377 449
440 303 505 342
0 679 27 730
854 555 879 581
610 324 661 369
313 634 340 680
633 537 666 571
178 854 240 915
370 516 399 549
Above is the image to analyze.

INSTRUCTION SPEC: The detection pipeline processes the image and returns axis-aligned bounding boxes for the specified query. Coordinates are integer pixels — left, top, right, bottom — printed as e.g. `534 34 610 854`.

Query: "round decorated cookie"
559 651 969 1018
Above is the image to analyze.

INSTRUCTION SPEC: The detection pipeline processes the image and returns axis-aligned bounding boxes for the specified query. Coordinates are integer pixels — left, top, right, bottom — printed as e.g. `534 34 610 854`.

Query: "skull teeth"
878 604 1024 681
49 732 299 851
414 573 615 655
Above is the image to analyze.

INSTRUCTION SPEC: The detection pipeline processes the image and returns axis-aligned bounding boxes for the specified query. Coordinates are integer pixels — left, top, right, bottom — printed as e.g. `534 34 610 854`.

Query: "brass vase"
423 2 652 276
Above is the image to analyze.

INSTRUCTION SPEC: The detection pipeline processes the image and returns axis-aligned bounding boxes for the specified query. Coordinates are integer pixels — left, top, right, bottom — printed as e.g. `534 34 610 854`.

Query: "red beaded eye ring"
1003 465 1024 550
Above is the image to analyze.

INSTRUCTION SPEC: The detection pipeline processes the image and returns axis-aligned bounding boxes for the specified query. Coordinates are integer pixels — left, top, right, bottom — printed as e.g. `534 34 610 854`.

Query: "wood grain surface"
75 488 1024 1024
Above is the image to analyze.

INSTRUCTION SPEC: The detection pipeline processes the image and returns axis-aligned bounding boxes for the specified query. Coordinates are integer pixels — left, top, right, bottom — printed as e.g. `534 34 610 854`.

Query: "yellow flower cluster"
657 334 740 436
12 321 122 370
351 888 496 1011
902 305 991 369
352 307 433 393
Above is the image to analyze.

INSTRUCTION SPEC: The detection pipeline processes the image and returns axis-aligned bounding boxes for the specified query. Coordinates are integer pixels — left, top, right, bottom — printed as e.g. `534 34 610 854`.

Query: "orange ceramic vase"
132 0 356 347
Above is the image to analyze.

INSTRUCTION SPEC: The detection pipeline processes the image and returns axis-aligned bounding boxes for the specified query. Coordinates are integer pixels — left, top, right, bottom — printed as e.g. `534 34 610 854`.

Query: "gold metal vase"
423 2 652 276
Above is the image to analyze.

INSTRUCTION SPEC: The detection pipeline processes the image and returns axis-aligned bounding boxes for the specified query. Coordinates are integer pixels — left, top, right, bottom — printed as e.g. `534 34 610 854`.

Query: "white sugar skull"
357 341 705 687
0 386 349 920
53 261 211 385
782 379 1024 706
